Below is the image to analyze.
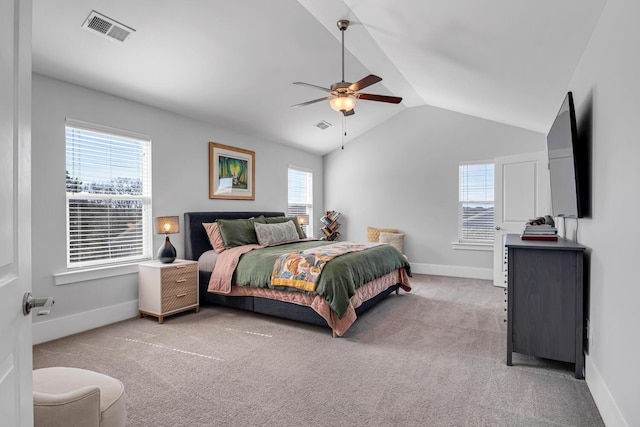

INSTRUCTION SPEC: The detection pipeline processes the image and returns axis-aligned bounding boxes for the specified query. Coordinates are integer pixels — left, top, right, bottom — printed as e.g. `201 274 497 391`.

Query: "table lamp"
155 216 179 263
297 214 309 237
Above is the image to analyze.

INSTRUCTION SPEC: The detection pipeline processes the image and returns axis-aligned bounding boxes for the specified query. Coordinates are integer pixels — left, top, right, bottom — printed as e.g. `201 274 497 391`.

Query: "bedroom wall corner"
31 74 323 342
323 105 546 276
564 0 640 425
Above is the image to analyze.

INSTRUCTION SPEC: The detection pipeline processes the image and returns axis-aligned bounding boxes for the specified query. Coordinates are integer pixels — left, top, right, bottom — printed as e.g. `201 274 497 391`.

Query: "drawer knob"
176 293 187 298
176 279 187 283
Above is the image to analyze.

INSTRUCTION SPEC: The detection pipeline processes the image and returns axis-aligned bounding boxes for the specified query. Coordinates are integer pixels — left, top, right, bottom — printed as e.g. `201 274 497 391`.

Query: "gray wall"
324 104 546 275
565 0 640 424
31 74 323 341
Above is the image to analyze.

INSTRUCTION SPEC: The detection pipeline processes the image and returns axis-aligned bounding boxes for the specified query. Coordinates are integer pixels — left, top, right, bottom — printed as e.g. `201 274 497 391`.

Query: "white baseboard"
585 355 628 427
32 300 139 345
410 262 493 280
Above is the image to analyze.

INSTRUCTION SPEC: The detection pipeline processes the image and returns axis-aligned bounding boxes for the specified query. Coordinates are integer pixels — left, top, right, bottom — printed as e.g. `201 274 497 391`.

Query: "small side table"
138 259 199 324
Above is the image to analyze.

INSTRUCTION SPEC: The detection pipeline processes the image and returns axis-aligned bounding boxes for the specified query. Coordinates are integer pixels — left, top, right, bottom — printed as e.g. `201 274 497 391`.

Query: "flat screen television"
546 91 589 218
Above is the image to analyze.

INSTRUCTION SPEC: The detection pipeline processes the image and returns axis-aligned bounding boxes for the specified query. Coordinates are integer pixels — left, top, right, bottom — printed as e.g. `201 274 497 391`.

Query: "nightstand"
138 259 199 324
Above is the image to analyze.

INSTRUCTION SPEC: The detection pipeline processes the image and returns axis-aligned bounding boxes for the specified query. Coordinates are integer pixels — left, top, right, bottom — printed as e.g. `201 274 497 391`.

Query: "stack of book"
521 222 558 241
320 211 341 241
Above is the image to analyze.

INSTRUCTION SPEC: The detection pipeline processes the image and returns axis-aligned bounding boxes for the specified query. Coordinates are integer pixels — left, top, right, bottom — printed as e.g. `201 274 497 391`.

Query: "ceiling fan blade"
356 93 403 104
293 82 332 93
343 109 355 117
349 74 382 92
291 96 333 108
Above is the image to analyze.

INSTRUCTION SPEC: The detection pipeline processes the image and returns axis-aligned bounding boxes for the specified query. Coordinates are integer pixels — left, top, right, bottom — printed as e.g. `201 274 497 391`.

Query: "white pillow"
254 221 300 246
197 250 219 272
380 232 405 253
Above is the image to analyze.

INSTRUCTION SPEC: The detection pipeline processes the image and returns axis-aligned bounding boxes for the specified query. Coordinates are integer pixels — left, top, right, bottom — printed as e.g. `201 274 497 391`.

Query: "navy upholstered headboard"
184 212 284 261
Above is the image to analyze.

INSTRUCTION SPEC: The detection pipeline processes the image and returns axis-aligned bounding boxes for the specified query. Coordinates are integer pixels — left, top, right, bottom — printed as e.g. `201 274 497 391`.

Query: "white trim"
65 117 151 142
451 241 493 251
409 262 493 280
32 300 139 345
287 164 313 173
585 355 628 427
54 262 143 285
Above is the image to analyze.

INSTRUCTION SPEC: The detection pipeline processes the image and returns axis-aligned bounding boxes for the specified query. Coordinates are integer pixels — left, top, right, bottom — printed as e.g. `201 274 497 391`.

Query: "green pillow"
216 217 267 249
264 216 306 239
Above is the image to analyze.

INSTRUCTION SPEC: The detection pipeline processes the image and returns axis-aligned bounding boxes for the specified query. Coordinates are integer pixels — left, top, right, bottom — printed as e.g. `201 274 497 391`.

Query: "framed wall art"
209 142 255 200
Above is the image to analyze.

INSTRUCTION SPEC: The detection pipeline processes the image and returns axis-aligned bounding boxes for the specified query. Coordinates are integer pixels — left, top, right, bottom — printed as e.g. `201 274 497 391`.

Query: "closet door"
493 152 549 287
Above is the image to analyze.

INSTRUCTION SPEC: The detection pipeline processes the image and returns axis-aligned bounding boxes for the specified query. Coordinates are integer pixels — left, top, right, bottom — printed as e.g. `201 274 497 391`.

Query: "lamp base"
157 235 176 263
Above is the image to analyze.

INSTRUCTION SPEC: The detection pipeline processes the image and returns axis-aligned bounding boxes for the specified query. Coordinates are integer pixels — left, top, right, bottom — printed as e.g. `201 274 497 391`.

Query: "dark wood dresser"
505 234 586 378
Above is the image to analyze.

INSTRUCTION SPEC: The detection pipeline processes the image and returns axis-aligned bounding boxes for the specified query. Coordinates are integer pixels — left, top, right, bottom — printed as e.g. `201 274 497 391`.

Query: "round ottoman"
33 367 126 427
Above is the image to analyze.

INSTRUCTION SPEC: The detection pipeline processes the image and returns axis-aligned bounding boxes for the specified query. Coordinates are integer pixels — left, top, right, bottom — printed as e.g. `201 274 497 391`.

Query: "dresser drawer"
161 263 197 283
161 272 197 294
162 291 198 313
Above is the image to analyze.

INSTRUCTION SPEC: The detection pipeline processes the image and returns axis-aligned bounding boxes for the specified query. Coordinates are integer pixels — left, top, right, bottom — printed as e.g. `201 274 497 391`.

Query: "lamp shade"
329 96 356 113
155 216 179 235
297 214 309 226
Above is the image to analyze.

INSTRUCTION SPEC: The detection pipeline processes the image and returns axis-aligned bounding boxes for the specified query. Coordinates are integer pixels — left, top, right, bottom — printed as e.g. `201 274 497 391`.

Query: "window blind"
287 167 313 237
65 121 152 267
459 162 495 242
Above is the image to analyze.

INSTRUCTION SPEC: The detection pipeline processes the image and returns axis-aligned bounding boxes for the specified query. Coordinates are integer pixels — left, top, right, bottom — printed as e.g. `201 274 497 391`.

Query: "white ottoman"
33 367 126 427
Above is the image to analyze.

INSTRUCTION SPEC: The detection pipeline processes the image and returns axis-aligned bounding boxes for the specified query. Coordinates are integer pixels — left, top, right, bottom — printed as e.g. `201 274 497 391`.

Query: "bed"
184 211 411 336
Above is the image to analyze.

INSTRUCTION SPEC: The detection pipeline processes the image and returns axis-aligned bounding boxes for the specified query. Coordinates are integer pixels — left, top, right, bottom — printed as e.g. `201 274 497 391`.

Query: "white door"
0 0 34 425
493 152 549 287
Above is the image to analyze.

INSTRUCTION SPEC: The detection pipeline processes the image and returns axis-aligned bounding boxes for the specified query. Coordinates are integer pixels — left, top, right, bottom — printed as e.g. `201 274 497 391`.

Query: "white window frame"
287 166 313 238
65 118 152 269
454 160 494 250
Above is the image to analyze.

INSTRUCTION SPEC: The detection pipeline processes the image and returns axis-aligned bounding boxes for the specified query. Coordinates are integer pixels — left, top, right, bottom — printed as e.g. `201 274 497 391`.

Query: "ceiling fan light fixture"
329 96 356 113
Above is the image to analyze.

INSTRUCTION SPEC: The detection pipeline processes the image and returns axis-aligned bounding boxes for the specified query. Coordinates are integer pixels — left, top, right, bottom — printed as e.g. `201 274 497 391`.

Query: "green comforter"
232 241 411 318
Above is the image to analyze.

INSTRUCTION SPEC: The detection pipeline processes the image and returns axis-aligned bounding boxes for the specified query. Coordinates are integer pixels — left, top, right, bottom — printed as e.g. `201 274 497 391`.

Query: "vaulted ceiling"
32 0 606 155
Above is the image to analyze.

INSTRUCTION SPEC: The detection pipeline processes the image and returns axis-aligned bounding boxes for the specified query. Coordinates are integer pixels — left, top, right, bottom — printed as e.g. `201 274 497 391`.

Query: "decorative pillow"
367 226 398 242
216 217 267 249
202 222 226 253
197 250 219 272
254 221 300 246
264 216 306 239
380 232 405 253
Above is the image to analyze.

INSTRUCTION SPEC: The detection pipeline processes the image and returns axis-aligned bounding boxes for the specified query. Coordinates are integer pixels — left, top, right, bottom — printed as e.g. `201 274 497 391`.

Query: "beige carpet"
33 274 603 426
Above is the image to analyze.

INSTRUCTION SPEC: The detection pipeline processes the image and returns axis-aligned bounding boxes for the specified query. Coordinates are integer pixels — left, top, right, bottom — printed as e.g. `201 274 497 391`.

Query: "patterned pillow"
254 221 300 246
380 232 405 253
264 216 306 239
202 222 226 253
367 226 398 242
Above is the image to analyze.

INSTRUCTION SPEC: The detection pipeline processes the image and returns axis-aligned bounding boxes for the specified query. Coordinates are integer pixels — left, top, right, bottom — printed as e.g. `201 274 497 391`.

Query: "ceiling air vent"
82 11 135 43
315 120 332 130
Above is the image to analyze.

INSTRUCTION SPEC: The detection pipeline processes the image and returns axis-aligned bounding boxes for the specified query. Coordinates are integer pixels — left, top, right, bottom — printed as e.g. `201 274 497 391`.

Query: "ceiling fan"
291 19 402 117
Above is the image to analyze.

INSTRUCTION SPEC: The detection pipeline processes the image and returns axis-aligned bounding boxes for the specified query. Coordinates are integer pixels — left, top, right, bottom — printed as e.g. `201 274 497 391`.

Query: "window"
458 161 494 243
287 167 313 237
65 119 152 268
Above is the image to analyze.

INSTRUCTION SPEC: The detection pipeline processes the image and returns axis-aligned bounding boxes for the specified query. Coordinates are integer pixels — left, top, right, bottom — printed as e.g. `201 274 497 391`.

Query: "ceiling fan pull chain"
342 116 346 150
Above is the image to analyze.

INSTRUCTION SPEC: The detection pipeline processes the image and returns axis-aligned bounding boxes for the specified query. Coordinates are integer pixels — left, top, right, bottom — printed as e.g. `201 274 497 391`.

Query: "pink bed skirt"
216 268 411 336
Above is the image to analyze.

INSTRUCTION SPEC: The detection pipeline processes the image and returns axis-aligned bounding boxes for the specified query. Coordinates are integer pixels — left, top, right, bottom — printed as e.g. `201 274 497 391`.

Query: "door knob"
23 292 55 316
495 226 501 230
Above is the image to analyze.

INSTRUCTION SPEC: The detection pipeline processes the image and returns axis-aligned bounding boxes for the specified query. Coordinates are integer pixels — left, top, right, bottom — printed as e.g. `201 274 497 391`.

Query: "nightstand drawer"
161 263 197 284
162 291 197 313
161 274 197 296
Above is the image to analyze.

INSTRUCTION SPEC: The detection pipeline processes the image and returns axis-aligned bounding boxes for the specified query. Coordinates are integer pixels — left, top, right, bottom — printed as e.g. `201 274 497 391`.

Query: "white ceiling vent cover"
315 120 332 130
82 11 135 43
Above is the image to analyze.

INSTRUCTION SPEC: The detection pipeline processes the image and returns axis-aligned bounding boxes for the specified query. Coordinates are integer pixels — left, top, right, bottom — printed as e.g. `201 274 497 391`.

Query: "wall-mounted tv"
546 91 589 218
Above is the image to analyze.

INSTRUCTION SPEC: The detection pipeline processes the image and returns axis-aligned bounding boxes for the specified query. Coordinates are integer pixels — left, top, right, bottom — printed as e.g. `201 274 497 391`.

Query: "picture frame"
209 142 255 200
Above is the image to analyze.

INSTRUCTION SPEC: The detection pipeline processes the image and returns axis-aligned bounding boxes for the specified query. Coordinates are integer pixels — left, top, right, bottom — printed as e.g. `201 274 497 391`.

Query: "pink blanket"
207 244 261 294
